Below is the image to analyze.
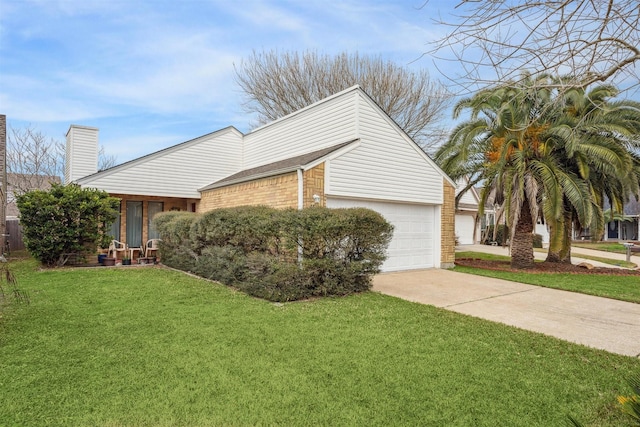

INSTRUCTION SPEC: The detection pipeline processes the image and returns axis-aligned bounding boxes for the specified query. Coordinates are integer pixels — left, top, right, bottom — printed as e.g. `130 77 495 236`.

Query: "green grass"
456 251 640 303
1 259 639 426
532 248 637 268
573 242 635 254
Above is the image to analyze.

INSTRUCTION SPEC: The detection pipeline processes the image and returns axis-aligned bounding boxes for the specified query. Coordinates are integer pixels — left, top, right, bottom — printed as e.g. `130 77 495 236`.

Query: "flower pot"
122 259 132 266
103 257 116 266
98 254 107 265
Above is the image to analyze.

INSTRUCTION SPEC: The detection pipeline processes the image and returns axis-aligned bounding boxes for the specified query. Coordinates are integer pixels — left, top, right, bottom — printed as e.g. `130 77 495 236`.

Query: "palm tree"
437 77 640 268
544 83 640 262
437 74 559 268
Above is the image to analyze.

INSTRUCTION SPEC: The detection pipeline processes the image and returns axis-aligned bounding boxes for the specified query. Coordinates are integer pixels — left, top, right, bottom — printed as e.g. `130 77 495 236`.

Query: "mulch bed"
455 258 640 276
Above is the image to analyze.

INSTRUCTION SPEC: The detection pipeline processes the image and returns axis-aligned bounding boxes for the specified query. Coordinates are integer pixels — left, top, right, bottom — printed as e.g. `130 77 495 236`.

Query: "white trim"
297 168 304 210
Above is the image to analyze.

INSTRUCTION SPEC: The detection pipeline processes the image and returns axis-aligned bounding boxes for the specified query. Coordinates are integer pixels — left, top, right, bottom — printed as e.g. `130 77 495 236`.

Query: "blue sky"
3 1 637 165
0 0 464 162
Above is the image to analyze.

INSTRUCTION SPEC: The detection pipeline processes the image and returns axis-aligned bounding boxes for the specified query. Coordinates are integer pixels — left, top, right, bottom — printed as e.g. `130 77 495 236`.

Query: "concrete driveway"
373 269 640 357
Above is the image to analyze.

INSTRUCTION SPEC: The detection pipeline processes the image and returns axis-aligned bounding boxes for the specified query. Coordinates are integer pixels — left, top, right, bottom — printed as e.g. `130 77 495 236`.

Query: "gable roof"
77 126 242 183
199 139 359 191
455 177 481 211
245 85 454 188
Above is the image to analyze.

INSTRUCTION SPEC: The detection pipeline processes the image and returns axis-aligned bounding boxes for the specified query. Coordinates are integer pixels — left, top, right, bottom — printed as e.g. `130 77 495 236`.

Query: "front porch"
107 194 199 256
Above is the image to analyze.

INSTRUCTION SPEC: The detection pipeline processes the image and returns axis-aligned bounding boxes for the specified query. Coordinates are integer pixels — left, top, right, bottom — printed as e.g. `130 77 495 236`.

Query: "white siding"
327 198 437 271
327 92 445 204
243 91 357 168
457 188 478 207
77 128 243 199
536 223 550 244
66 125 98 184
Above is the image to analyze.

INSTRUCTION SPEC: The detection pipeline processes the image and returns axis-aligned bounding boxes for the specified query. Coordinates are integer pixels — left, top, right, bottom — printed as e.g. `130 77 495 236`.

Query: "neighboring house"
67 86 456 271
602 199 640 241
454 178 480 245
6 173 61 218
456 178 550 246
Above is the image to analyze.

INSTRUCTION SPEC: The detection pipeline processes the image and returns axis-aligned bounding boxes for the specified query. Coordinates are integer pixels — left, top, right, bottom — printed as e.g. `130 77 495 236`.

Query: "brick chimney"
65 125 98 184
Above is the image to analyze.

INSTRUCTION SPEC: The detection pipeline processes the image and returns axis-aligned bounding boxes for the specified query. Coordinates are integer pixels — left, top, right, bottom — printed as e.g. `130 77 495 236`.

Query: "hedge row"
153 206 394 302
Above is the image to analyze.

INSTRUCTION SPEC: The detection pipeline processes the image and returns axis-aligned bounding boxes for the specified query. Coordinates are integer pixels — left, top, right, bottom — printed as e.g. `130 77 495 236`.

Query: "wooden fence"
6 219 25 251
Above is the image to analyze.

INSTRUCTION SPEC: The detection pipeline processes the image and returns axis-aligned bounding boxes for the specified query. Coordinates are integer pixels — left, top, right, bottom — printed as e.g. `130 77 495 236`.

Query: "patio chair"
145 239 161 258
108 240 127 260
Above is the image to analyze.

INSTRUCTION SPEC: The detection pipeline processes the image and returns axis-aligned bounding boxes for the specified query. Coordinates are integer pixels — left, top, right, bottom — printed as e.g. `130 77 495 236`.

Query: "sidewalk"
459 244 637 269
373 269 640 357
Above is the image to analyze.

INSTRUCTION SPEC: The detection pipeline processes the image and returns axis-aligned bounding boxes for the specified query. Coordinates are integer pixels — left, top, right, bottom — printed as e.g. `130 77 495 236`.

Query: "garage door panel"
455 214 475 245
326 198 435 271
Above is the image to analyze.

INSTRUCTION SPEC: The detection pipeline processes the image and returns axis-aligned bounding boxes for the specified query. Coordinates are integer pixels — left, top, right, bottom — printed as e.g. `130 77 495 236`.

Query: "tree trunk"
546 204 572 263
510 197 535 269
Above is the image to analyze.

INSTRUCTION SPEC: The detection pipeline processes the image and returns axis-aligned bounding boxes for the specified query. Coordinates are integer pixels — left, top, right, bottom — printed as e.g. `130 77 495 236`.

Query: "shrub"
190 206 286 256
533 233 543 248
192 246 248 285
16 183 119 266
483 224 509 246
154 206 393 302
153 211 198 271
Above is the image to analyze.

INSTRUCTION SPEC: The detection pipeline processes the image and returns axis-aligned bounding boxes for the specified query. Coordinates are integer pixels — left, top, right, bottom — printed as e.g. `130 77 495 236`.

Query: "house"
455 177 551 246
602 199 640 241
454 177 483 245
67 86 456 271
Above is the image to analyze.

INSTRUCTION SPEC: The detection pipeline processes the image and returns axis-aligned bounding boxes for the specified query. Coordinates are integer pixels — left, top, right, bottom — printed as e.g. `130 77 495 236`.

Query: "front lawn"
1 259 638 426
573 241 636 254
455 251 640 303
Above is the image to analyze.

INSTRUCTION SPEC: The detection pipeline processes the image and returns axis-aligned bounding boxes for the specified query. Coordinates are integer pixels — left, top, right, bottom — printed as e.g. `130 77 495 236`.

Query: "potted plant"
122 256 132 266
98 253 108 265
103 257 116 266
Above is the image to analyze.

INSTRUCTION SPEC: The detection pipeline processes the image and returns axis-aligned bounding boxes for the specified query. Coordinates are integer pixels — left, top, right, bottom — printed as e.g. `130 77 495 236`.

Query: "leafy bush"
533 233 543 248
152 211 198 271
153 206 393 302
16 183 119 266
483 224 509 246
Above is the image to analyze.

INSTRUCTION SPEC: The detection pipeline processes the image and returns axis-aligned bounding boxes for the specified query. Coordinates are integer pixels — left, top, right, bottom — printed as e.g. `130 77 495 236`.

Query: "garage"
326 198 436 272
455 214 476 245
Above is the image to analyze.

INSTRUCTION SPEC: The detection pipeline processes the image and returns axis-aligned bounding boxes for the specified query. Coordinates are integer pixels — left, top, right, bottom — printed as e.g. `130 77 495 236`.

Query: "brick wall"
441 181 456 267
303 164 325 207
199 172 299 211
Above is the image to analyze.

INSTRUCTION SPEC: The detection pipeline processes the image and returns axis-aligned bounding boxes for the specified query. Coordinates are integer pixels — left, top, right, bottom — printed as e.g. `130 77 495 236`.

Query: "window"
148 201 163 240
126 201 143 247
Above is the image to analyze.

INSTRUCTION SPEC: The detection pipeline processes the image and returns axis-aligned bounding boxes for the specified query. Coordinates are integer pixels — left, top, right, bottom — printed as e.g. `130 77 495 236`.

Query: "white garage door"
326 198 436 272
455 214 476 245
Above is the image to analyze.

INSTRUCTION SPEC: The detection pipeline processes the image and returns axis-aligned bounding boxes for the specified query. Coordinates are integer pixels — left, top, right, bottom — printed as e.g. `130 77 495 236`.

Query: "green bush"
190 206 286 256
153 206 393 302
16 183 119 266
153 211 198 271
533 233 543 248
192 246 248 285
483 224 509 246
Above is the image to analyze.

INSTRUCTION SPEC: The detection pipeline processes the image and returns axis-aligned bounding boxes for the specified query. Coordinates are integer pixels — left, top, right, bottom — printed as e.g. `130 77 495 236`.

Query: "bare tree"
7 125 63 195
7 125 117 195
235 50 452 152
97 145 117 171
429 0 640 96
